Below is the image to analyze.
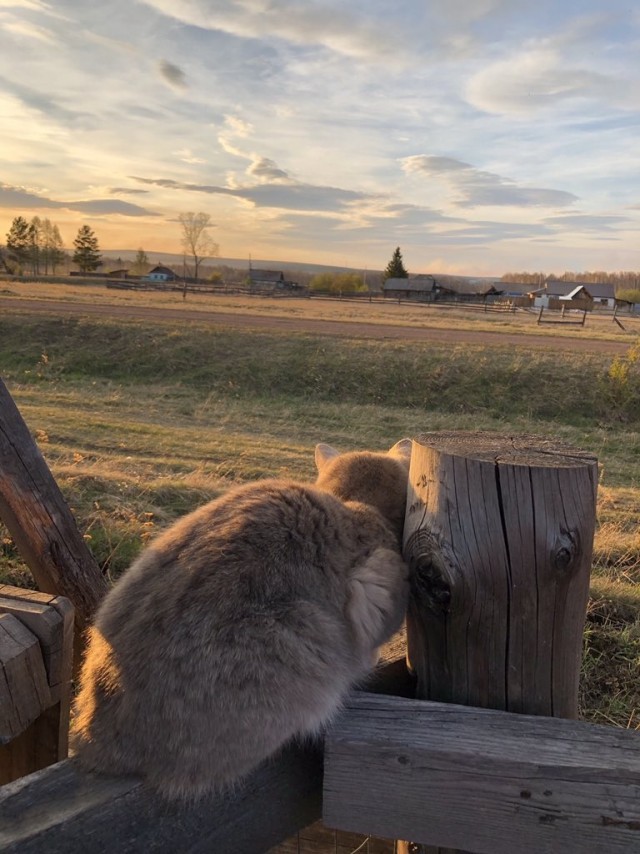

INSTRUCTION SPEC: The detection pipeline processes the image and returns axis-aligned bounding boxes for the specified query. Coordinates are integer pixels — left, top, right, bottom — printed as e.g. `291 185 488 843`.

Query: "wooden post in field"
398 432 598 854
0 378 108 657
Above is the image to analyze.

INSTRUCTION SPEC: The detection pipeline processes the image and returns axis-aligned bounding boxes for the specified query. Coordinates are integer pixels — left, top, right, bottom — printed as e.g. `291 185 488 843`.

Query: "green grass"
1 311 639 726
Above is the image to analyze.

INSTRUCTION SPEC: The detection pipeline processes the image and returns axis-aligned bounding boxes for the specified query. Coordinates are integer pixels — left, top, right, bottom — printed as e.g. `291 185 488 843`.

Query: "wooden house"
382 275 436 300
145 265 177 283
542 280 617 309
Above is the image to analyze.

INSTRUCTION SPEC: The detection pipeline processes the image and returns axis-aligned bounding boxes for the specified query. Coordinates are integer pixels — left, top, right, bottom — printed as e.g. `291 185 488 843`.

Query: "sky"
1 0 639 275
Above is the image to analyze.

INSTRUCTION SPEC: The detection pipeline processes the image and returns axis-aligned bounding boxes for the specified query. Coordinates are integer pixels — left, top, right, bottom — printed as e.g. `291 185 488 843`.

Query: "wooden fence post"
0 378 108 659
398 432 598 854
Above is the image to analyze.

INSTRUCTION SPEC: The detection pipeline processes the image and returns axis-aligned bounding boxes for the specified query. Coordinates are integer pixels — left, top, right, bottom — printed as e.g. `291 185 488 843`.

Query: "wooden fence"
2 381 640 852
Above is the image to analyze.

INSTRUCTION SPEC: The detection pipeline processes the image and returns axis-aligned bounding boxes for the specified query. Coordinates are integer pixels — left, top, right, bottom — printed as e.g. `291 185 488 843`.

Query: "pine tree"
5 216 31 272
72 225 102 272
383 246 409 281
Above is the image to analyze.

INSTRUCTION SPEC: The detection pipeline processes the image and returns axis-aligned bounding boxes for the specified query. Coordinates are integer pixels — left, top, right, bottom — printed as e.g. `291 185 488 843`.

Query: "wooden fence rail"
4 691 640 854
324 693 640 854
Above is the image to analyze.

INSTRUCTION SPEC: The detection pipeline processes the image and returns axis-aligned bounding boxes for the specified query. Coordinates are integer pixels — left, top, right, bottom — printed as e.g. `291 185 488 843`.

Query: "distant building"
145 265 177 283
544 279 616 309
382 275 436 300
383 274 502 301
248 269 301 291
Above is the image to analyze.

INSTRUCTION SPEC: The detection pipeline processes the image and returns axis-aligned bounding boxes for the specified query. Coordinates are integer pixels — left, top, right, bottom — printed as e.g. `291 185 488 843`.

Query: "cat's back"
95 477 385 635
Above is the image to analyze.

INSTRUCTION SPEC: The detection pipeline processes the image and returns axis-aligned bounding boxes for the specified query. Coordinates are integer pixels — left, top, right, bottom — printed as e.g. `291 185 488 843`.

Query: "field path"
1 296 633 354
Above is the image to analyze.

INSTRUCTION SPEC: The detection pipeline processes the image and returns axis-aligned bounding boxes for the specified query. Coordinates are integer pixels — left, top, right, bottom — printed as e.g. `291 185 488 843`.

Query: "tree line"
2 216 103 275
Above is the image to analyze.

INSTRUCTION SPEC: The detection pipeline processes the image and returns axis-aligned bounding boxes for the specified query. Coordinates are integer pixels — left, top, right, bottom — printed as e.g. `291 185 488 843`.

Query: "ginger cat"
72 440 411 801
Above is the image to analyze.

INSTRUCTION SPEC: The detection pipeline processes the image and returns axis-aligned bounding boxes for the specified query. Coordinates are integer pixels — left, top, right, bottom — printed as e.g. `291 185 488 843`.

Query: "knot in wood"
552 530 580 577
405 531 452 615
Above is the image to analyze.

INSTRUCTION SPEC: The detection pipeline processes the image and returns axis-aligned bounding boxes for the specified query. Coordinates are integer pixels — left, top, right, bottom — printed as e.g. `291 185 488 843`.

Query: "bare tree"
178 212 219 281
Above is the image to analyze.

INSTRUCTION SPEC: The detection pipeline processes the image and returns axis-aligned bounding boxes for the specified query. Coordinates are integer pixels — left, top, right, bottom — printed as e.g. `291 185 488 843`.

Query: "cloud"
158 59 187 90
2 19 56 43
467 44 640 116
402 155 578 208
247 157 290 183
131 175 373 212
109 187 150 195
543 213 630 233
0 74 92 127
138 0 404 62
0 183 158 216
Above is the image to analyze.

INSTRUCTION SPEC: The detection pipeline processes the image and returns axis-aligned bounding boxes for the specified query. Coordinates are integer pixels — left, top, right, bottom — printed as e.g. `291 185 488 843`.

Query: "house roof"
249 269 285 283
383 277 435 292
498 281 540 296
433 275 502 296
147 265 176 276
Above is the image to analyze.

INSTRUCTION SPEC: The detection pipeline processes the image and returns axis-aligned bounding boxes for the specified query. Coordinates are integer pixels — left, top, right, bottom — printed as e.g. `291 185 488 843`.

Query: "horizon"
1 1 639 276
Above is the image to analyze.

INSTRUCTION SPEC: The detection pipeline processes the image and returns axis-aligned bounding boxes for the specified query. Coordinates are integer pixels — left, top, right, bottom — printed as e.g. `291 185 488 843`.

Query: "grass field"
0 290 639 728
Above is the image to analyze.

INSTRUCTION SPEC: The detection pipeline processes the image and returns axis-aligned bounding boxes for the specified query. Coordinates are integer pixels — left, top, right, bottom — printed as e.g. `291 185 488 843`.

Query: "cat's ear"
388 438 412 462
315 443 340 471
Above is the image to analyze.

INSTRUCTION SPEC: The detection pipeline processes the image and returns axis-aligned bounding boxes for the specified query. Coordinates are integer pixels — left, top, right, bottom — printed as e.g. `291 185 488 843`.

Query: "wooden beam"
0 742 323 853
0 378 108 639
323 693 640 854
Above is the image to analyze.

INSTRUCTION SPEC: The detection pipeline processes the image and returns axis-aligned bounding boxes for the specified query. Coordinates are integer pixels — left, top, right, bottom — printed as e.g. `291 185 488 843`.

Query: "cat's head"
314 439 412 542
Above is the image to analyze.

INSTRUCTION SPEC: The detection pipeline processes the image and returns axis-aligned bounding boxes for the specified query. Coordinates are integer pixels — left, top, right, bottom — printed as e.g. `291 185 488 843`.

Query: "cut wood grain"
323 693 640 854
0 614 50 743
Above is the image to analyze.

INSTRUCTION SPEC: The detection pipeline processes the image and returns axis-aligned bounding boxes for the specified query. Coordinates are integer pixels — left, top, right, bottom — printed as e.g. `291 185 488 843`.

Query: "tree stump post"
398 432 598 854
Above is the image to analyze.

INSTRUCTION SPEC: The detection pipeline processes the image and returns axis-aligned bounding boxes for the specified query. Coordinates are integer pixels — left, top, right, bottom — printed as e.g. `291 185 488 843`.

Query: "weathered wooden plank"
0 587 74 782
0 743 323 853
0 614 50 743
0 378 108 639
0 588 66 696
324 694 640 854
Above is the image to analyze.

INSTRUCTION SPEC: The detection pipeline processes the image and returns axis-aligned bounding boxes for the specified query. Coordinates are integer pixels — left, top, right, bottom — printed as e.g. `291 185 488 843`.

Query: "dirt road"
1 296 633 355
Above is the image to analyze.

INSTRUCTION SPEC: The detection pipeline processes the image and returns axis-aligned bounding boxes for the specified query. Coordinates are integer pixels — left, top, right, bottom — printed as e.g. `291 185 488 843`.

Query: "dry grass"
1 307 639 726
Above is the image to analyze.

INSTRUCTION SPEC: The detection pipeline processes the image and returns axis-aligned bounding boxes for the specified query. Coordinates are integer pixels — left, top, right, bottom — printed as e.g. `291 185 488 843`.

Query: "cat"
71 439 412 802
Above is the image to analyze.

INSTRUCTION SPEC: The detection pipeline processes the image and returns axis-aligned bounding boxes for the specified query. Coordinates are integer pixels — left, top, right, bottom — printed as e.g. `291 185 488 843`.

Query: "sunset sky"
1 0 639 275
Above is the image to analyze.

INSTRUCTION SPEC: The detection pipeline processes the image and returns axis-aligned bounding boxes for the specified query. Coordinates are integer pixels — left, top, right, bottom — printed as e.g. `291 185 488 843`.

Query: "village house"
145 265 177 283
382 275 436 300
383 274 502 301
544 279 617 309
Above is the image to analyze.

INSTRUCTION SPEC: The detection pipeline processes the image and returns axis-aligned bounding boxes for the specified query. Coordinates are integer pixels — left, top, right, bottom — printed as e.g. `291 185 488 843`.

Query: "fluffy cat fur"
72 440 411 801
